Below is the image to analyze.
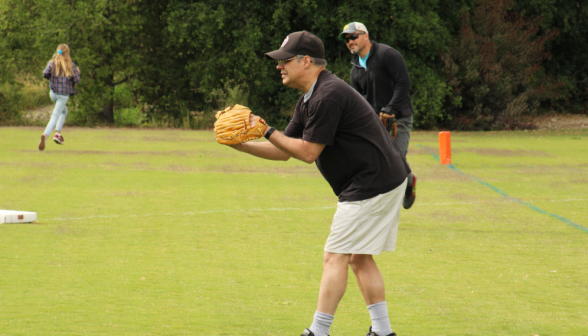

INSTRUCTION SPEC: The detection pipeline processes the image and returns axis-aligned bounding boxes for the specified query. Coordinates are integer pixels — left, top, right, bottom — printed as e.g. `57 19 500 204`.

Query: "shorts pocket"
336 201 361 218
369 193 391 216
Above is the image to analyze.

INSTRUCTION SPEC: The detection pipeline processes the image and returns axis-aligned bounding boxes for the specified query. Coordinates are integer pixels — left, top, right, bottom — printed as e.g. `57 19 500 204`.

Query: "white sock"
309 311 334 336
367 301 393 335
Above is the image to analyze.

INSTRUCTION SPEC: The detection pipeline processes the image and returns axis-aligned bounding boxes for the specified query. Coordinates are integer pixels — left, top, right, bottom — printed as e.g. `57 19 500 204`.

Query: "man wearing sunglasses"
227 31 408 336
340 22 417 211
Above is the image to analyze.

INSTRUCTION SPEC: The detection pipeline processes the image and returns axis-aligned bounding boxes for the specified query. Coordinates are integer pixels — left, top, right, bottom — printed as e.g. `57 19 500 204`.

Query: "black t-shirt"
284 70 410 202
350 42 414 119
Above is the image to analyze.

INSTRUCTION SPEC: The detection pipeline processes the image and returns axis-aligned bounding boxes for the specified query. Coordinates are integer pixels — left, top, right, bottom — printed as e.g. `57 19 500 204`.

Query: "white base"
0 210 38 224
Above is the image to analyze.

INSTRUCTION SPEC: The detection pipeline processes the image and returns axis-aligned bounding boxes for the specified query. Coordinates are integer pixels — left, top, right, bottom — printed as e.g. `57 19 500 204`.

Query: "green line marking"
418 145 588 234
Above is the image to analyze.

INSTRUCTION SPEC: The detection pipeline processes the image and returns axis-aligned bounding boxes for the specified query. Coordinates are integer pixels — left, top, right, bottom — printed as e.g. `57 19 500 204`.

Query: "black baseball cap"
265 31 325 60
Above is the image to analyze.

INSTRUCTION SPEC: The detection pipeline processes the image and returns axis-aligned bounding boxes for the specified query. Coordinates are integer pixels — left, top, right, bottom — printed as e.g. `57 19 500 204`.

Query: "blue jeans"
44 90 69 136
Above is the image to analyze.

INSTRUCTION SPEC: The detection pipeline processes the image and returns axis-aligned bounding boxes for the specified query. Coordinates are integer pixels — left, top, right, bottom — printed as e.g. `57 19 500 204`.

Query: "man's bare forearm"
266 131 324 164
232 141 291 161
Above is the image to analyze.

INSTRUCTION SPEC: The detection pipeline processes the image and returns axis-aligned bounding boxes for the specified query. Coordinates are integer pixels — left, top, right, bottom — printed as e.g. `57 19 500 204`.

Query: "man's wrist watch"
264 127 276 140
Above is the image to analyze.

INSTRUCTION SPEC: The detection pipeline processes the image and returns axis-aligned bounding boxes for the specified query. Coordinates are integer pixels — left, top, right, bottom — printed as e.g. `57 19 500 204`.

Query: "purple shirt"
43 60 81 96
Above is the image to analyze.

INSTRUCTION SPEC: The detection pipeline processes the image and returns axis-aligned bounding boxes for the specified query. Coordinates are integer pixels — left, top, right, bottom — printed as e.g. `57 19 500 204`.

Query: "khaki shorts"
324 179 407 255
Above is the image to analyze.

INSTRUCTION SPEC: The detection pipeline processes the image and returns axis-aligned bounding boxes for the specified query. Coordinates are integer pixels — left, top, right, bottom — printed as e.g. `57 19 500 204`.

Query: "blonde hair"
49 44 74 77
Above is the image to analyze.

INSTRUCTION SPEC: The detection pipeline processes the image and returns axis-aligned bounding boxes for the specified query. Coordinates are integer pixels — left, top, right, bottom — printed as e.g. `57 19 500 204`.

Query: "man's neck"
359 41 372 58
300 68 325 93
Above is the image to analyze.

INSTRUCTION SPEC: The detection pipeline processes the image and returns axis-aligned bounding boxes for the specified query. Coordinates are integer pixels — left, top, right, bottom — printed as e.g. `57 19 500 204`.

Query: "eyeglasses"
277 56 300 65
344 32 365 43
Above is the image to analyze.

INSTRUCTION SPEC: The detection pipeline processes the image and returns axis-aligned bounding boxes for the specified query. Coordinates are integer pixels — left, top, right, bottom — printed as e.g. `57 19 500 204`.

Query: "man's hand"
249 113 271 137
379 111 398 139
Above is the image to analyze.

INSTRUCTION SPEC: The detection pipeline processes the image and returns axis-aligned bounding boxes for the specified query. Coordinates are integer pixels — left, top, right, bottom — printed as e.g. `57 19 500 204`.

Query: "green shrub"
114 107 142 127
20 78 52 109
442 0 562 130
0 83 23 125
405 57 453 129
513 0 588 114
114 82 136 110
0 78 52 125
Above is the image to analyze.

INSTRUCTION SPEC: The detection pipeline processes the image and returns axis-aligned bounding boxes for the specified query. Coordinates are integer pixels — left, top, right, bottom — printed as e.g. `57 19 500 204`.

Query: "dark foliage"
442 0 562 130
1 0 586 130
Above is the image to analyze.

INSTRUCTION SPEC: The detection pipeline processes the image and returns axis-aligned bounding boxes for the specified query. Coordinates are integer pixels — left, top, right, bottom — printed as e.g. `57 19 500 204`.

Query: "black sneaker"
366 326 397 336
403 173 416 209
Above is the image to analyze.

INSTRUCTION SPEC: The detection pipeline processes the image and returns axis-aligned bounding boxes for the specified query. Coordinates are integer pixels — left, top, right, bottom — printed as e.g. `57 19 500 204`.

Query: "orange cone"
439 131 451 165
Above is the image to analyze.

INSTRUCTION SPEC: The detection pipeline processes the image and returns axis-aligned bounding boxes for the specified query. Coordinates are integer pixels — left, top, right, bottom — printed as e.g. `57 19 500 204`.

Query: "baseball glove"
214 104 268 145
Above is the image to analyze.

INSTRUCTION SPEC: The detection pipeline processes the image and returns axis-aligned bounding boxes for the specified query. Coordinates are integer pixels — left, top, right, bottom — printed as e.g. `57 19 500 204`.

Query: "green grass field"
1 127 587 336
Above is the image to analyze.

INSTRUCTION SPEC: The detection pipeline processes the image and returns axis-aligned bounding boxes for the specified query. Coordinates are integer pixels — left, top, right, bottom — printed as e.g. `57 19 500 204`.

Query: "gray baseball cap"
338 22 369 40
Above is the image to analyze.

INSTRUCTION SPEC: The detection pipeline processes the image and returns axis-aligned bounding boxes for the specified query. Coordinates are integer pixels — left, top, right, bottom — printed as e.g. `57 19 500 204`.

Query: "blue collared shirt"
359 52 370 68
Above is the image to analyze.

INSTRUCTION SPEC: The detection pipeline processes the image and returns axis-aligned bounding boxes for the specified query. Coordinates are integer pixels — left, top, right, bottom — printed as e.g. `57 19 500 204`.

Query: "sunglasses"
344 32 365 43
277 56 300 65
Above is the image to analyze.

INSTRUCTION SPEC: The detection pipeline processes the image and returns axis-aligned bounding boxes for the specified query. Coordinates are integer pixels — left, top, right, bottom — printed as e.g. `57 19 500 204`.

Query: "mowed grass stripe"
1 127 587 335
414 135 588 235
447 162 588 234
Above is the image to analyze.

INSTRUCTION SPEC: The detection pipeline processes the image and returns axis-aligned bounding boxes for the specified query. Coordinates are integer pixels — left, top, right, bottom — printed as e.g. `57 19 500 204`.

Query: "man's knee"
323 252 351 267
349 254 373 272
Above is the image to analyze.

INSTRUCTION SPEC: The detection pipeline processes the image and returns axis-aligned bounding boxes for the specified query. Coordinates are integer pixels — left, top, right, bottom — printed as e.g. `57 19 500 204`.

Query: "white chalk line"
47 198 585 221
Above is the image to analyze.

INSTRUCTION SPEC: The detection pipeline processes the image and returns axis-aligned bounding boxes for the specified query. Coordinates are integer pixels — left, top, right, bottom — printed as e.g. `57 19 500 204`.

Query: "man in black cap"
339 22 417 210
227 31 406 336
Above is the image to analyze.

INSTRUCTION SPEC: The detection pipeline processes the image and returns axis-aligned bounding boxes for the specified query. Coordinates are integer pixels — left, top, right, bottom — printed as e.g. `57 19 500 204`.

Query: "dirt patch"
411 144 550 157
410 145 440 157
166 164 193 172
103 161 125 166
407 147 433 156
140 136 214 142
514 165 587 176
417 165 471 183
18 149 231 157
532 113 588 130
275 195 337 202
98 134 213 142
412 137 470 143
460 148 552 157
570 177 588 184
203 164 320 176
22 105 54 122
0 161 54 168
21 103 587 131
87 162 322 176
132 162 151 170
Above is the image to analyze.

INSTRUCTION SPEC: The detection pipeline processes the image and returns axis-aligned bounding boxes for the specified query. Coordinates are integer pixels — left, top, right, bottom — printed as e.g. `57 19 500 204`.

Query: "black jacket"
350 42 414 119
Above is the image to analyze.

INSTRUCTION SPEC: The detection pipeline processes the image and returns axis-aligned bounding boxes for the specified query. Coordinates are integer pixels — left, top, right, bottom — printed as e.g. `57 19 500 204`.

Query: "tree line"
1 0 586 130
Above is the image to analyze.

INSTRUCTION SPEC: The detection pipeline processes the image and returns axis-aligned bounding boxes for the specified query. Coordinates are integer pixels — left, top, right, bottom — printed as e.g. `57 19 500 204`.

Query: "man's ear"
304 56 312 69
